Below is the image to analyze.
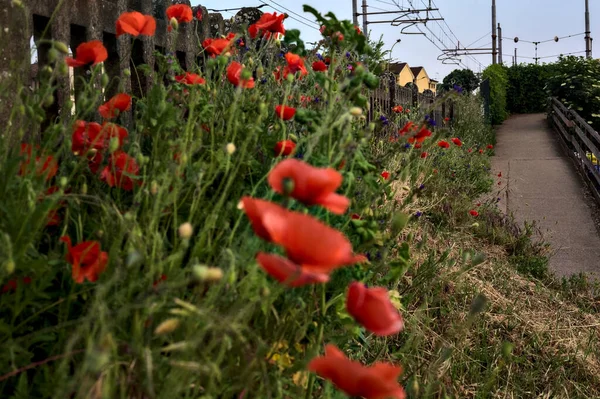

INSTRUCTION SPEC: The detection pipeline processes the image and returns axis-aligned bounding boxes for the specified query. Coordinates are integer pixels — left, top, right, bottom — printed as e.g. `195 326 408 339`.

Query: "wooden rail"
548 97 600 204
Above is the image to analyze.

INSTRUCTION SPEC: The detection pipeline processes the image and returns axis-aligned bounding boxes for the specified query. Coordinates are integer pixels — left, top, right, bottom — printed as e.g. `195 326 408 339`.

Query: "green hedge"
506 63 556 113
482 64 509 125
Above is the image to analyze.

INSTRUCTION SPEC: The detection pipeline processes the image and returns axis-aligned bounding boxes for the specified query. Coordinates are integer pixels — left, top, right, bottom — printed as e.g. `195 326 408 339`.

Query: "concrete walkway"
492 114 600 278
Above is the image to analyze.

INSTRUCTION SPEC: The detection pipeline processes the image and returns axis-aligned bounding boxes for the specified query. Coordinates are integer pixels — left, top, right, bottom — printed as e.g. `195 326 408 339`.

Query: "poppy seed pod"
154 318 180 335
178 222 193 239
169 17 179 31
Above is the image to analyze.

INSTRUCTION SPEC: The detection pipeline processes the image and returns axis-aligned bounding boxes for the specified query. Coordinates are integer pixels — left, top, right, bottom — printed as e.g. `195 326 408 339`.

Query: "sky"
192 0 600 81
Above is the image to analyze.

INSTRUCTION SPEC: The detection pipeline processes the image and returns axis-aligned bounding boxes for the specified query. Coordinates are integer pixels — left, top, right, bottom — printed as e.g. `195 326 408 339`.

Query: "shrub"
482 64 509 125
546 55 600 127
506 63 557 113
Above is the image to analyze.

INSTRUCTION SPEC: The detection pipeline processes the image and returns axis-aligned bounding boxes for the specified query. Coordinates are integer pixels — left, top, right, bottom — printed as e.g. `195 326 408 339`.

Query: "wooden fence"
0 0 261 124
548 97 600 204
369 71 453 127
0 1 453 131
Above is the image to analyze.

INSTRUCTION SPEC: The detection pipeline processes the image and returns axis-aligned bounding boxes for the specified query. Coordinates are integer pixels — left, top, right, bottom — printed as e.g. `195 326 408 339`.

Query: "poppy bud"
135 152 144 166
101 73 109 88
123 68 131 77
256 66 264 78
169 17 179 31
286 73 294 83
225 143 236 155
4 259 15 274
59 176 68 188
240 69 252 81
363 73 379 89
48 48 59 63
150 180 159 195
350 107 362 116
281 177 295 196
288 133 298 142
471 222 480 228
178 222 193 239
54 41 69 54
43 95 54 107
206 58 216 68
261 287 270 297
193 265 224 282
109 137 120 153
124 212 134 221
247 57 254 66
259 103 267 113
217 55 228 67
154 318 180 335
81 183 88 195
41 65 53 76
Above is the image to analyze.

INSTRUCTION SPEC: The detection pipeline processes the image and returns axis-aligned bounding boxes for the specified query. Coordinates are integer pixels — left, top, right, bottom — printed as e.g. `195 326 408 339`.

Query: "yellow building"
389 62 414 87
389 62 437 95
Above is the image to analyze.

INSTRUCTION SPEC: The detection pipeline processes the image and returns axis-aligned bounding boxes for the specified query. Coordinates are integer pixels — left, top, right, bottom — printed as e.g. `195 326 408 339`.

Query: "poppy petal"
256 252 330 287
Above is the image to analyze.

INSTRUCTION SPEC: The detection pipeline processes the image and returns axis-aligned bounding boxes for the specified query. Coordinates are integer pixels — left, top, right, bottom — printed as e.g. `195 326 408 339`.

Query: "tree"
441 68 480 93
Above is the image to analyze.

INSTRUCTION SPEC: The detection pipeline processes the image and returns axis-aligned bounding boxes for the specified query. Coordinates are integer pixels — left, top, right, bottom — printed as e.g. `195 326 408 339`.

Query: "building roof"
430 79 439 83
388 62 408 73
410 66 425 76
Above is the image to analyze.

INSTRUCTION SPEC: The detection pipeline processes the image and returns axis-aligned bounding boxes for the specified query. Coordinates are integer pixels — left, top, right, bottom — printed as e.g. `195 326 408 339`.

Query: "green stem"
305 284 326 399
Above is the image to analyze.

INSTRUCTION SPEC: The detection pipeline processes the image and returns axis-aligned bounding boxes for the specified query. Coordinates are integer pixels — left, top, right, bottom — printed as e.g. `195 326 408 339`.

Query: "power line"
257 0 320 30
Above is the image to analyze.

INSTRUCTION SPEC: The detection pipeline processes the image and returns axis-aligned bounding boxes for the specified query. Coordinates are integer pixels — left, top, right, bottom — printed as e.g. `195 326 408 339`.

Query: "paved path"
492 113 600 278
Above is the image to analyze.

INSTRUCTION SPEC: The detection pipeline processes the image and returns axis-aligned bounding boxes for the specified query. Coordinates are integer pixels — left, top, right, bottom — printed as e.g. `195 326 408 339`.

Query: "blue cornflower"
346 51 351 58
419 184 425 190
453 84 464 94
404 143 411 149
316 53 324 61
415 211 423 217
379 115 389 126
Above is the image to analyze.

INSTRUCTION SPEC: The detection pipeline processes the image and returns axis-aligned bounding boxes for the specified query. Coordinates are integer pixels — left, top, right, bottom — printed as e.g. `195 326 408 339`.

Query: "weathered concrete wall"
0 0 264 127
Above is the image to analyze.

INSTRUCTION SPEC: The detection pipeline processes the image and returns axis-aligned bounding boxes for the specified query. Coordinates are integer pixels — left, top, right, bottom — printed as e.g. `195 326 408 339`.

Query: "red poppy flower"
1 276 32 294
195 9 203 21
274 140 296 156
354 25 362 35
337 159 346 170
166 4 193 27
116 11 156 37
100 150 140 191
438 140 450 149
65 40 108 67
381 171 390 180
487 144 494 149
451 137 462 147
202 36 235 57
72 121 128 156
275 105 296 121
392 105 403 113
407 126 431 143
240 197 366 272
256 252 330 287
469 210 479 217
268 158 350 214
414 143 422 149
60 236 109 283
249 12 286 38
284 52 308 78
444 117 450 122
351 213 361 220
479 149 484 154
346 282 404 336
226 61 255 88
420 152 428 159
19 143 58 181
175 72 206 85
497 172 502 177
312 60 328 72
248 24 260 39
308 344 406 399
98 93 132 119
153 274 168 288
468 148 473 153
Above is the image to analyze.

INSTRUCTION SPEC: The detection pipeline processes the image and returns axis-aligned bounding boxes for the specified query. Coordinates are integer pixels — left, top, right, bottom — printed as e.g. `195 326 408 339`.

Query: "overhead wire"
257 0 320 30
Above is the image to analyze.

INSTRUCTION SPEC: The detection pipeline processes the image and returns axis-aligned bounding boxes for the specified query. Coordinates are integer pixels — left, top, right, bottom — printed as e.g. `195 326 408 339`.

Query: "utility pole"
514 47 517 65
492 0 497 64
498 23 503 64
362 0 368 37
352 0 359 26
585 0 592 58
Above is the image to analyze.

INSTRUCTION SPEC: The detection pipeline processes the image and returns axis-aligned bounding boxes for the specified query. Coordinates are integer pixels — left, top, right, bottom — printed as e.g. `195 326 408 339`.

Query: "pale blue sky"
193 0 600 81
